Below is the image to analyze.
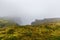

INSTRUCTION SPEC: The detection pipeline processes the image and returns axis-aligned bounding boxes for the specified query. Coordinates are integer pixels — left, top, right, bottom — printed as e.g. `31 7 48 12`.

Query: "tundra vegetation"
0 19 60 40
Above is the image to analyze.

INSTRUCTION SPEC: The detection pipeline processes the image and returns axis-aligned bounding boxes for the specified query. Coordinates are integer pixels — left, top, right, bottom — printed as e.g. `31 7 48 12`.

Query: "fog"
0 0 60 25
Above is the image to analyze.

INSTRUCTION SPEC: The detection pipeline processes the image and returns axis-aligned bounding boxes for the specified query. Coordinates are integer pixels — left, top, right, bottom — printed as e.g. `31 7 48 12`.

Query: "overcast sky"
0 0 60 25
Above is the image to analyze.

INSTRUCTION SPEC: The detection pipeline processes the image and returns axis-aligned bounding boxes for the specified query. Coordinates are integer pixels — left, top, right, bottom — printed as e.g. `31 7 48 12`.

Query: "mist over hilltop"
0 0 60 25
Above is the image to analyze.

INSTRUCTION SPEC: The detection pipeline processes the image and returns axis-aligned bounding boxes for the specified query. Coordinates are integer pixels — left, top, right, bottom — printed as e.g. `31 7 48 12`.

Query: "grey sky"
0 0 60 25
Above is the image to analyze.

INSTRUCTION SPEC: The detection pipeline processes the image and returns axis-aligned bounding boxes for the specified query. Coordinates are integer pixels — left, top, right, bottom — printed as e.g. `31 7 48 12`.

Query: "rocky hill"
31 18 60 25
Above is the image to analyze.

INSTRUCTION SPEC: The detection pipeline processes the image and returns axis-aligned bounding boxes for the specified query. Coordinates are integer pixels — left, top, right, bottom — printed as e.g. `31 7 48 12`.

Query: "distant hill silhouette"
0 17 22 25
0 17 20 27
31 18 60 25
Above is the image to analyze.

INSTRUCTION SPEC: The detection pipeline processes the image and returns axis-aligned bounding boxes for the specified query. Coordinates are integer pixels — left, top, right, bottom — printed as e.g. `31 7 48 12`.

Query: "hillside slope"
0 18 60 40
0 18 18 28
